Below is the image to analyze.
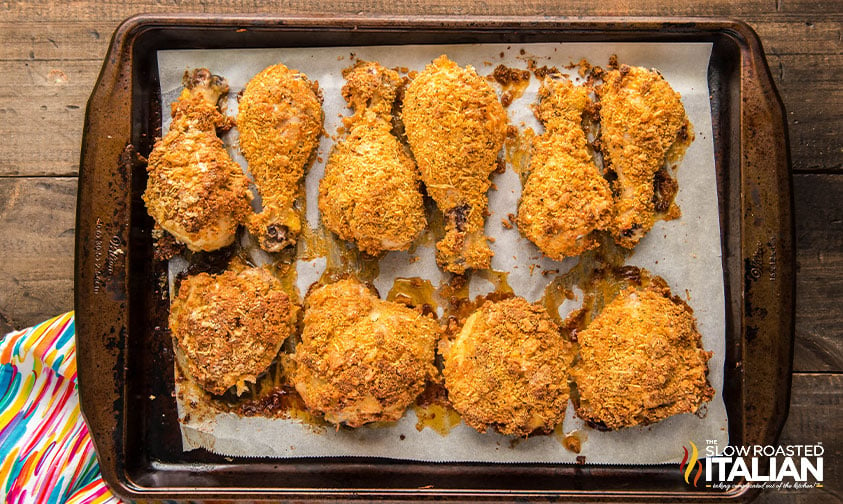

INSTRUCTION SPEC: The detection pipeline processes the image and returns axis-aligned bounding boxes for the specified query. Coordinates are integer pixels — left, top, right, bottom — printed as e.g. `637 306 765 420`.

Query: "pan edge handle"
735 20 795 451
74 16 148 501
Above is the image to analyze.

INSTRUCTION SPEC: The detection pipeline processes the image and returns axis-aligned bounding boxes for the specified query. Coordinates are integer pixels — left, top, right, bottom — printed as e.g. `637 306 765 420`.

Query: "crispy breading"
238 63 324 252
293 278 439 427
319 61 426 255
169 267 298 396
442 297 574 436
517 76 614 260
143 69 253 252
571 281 714 430
598 65 693 248
402 55 507 273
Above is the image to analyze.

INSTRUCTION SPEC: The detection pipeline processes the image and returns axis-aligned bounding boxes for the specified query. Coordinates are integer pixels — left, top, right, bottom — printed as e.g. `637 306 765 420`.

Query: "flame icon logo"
680 441 703 487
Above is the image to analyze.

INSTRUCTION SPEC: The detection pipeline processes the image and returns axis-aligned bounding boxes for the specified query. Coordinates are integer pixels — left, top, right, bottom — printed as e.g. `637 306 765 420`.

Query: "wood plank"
0 177 75 335
778 0 843 15
0 59 95 177
771 53 843 172
751 20 842 55
793 174 843 372
0 23 110 61
0 1 779 23
0 16 836 62
756 373 841 503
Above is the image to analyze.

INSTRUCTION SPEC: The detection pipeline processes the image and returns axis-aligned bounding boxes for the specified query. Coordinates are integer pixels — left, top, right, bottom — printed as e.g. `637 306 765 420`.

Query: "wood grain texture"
756 373 841 503
778 0 843 15
0 59 93 177
771 54 843 172
794 175 843 372
0 22 110 61
751 20 842 55
0 177 75 335
0 18 835 63
0 0 779 21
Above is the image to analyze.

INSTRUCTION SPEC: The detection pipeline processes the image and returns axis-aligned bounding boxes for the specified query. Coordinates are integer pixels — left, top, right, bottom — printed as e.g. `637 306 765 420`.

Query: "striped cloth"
1 313 120 504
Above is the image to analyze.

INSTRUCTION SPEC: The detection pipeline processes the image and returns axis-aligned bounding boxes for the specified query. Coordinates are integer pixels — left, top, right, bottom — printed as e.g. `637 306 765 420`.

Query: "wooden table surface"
0 1 839 502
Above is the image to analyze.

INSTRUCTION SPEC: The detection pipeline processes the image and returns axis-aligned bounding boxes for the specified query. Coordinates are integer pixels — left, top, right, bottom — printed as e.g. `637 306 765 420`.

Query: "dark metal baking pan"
74 14 793 502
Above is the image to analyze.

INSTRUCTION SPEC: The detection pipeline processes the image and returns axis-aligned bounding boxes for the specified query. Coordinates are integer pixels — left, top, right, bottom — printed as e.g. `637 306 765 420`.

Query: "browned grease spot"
176 353 327 433
236 384 323 427
152 226 185 261
490 64 531 107
554 425 588 453
564 58 592 78
475 269 514 296
527 59 561 79
541 235 634 326
505 126 535 186
317 230 380 286
412 381 462 435
387 277 439 317
412 197 445 250
439 272 515 328
412 402 462 436
653 167 679 215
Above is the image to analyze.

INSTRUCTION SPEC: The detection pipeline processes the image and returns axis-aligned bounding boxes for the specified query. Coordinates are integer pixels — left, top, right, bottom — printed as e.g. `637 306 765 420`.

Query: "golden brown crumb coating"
517 76 613 260
402 55 508 273
143 69 253 252
319 61 426 255
293 278 439 427
571 280 714 430
597 65 693 248
443 297 574 436
238 63 323 252
169 267 298 396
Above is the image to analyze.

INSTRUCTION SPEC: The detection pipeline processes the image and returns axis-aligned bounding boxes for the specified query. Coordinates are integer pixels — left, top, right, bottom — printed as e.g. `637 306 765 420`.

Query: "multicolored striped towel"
1 313 120 503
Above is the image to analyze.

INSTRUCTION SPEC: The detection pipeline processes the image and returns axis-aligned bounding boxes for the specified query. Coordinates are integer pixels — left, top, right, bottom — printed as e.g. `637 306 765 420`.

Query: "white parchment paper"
158 42 728 464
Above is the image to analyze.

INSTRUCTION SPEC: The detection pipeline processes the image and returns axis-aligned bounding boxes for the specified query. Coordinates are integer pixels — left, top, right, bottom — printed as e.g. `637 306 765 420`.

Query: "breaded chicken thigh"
517 75 614 260
598 65 693 248
293 278 439 427
402 55 507 274
442 297 574 436
238 64 323 252
570 278 713 430
169 266 298 396
143 69 252 252
319 61 426 255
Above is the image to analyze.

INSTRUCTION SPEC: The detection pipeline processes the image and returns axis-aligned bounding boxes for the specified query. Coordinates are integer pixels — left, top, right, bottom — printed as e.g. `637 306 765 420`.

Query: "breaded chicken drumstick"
517 75 614 260
143 69 252 252
598 65 693 248
402 55 507 274
238 64 324 252
319 61 426 255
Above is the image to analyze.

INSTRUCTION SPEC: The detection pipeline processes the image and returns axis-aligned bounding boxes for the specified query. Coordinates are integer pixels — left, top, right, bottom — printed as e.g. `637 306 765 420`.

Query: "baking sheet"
157 42 728 464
